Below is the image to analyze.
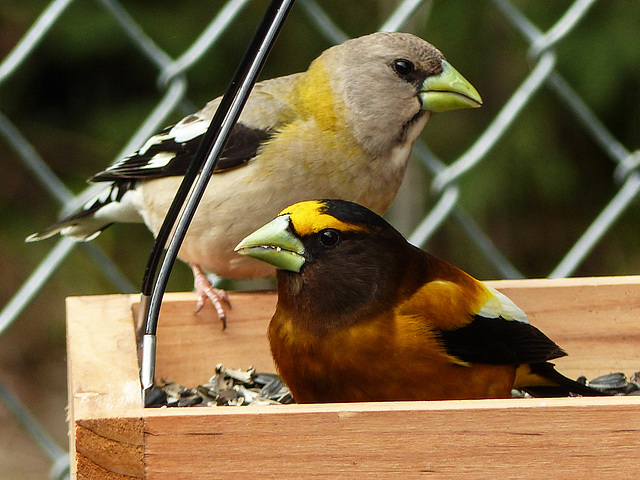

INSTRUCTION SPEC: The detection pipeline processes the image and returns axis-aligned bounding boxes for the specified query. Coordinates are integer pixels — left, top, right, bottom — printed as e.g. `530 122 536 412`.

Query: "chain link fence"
1 0 639 478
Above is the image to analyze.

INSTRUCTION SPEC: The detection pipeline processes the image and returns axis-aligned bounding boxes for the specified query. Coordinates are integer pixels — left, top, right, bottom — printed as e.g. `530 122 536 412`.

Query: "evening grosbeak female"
235 199 607 403
27 32 482 322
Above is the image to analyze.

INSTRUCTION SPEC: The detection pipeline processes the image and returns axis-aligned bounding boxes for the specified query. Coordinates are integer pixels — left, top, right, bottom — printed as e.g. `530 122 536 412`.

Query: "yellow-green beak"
235 215 306 273
420 60 482 112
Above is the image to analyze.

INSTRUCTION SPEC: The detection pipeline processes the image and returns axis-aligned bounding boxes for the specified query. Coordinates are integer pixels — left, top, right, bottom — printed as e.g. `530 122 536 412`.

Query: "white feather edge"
477 285 529 323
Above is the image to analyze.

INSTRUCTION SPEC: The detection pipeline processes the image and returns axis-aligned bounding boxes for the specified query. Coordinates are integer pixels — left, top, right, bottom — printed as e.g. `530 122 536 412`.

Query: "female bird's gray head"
310 32 482 155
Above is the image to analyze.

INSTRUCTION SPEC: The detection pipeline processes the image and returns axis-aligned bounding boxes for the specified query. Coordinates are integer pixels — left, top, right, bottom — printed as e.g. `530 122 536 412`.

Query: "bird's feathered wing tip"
25 212 108 242
518 362 609 397
25 181 141 243
25 227 59 242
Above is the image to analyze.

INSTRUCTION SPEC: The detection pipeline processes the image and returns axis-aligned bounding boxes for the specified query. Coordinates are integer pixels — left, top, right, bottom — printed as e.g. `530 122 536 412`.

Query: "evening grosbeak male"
27 32 482 323
235 199 607 403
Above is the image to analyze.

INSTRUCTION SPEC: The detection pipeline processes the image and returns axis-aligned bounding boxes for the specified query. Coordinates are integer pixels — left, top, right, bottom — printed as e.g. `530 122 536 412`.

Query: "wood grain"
143 397 640 479
75 418 143 478
66 294 144 479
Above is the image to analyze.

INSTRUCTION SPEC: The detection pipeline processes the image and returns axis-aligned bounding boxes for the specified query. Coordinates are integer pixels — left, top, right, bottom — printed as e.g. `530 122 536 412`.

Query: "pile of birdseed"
145 364 294 407
579 371 640 395
146 367 640 407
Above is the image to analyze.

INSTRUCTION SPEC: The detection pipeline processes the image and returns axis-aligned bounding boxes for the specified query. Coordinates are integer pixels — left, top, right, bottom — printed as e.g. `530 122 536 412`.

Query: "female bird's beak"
235 214 306 273
420 60 482 112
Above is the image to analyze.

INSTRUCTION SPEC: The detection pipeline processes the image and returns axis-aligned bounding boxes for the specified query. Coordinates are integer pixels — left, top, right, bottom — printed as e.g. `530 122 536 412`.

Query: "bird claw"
192 265 231 329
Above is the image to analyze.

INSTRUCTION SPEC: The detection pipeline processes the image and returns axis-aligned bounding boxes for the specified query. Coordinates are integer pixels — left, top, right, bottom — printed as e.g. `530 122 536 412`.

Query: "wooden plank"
66 294 144 479
143 397 640 479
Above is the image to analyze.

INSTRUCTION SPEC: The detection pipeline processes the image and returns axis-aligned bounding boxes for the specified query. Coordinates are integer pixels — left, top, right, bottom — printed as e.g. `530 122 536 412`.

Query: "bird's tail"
26 209 110 242
25 181 141 242
516 362 609 397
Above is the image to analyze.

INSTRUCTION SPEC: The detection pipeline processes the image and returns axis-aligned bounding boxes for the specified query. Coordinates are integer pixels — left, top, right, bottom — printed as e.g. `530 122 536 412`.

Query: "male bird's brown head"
235 199 427 336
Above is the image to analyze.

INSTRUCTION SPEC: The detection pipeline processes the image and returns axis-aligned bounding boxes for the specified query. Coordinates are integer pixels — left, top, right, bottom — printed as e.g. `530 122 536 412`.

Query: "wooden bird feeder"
66 276 640 479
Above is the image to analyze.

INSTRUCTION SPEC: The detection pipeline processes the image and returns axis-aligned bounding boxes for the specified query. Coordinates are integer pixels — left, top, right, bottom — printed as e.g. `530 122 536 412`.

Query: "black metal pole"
139 0 295 403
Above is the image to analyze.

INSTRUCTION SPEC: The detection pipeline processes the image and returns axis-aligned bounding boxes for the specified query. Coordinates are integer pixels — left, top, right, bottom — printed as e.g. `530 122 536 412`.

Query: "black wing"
439 315 567 366
91 121 273 182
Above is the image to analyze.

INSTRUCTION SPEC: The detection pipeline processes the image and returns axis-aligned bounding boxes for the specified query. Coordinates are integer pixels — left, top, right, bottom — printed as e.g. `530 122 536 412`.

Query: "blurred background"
1 0 639 478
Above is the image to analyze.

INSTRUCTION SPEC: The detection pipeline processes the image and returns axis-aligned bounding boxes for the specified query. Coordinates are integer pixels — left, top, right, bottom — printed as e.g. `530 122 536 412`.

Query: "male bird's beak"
235 215 306 273
420 60 482 112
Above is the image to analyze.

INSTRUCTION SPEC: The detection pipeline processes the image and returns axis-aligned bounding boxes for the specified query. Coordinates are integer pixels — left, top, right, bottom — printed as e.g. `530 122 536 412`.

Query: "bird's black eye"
319 229 340 247
392 59 415 77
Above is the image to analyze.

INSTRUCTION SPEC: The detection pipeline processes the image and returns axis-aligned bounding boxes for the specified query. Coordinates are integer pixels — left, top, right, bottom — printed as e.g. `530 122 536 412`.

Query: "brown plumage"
235 199 607 403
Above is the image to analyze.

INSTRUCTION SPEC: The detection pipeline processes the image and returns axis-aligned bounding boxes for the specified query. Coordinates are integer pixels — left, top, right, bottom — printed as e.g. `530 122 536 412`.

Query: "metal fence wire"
1 0 639 478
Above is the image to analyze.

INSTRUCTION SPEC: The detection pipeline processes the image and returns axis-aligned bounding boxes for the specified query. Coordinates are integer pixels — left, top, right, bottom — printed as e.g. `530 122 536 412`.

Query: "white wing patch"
170 119 208 143
136 131 172 156
478 285 528 323
141 151 176 170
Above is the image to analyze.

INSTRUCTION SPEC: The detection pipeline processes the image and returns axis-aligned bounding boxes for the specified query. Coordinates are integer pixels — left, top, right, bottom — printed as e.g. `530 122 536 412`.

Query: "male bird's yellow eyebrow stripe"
280 200 368 237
